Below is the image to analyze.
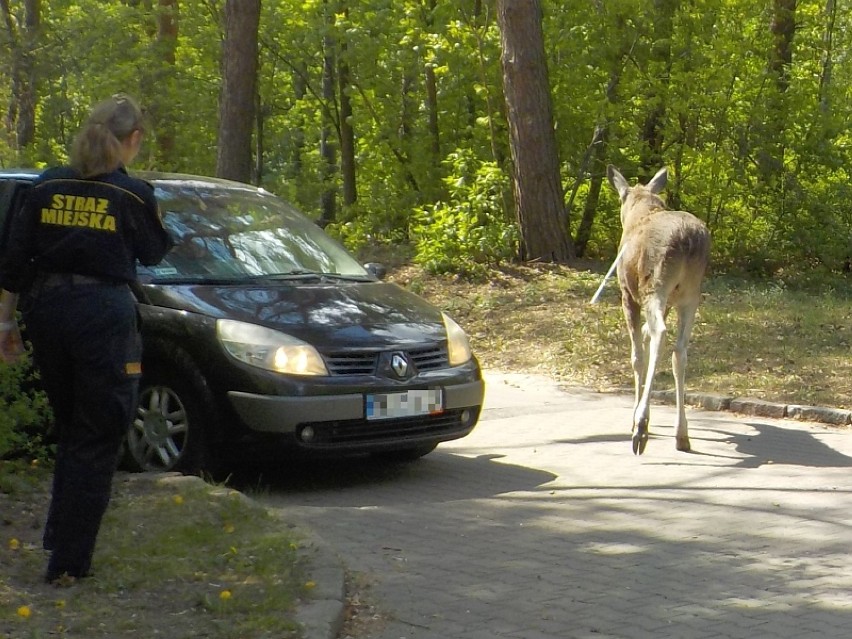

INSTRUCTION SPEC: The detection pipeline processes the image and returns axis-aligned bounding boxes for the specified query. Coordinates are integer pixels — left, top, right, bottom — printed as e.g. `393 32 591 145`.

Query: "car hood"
143 280 448 348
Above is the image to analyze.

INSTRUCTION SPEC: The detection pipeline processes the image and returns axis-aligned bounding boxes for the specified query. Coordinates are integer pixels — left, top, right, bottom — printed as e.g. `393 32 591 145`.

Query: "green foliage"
325 201 410 255
4 0 852 271
0 351 53 463
412 150 517 276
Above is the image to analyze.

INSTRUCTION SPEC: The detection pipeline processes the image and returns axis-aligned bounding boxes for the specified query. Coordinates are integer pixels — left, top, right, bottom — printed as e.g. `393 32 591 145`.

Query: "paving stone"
264 371 852 639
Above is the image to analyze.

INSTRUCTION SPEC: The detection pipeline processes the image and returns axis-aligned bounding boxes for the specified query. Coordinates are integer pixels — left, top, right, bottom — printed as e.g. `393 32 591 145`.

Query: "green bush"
325 203 410 258
412 150 518 277
0 349 53 462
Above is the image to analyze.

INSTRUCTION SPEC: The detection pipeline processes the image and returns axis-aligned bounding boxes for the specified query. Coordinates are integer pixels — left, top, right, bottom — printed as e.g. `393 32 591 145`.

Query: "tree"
568 7 635 257
216 0 260 183
2 0 39 150
497 0 574 262
137 0 178 166
638 0 677 178
752 0 794 184
318 0 337 225
337 3 356 208
422 0 440 166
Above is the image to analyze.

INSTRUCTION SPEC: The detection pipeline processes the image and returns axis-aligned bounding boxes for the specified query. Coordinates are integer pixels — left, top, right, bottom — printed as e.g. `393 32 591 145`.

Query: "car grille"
298 408 477 448
323 344 450 376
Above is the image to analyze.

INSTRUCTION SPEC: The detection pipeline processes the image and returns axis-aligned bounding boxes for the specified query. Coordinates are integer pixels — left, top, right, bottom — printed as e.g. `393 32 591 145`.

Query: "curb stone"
728 396 787 418
134 473 348 639
647 388 852 426
787 403 852 425
280 524 347 639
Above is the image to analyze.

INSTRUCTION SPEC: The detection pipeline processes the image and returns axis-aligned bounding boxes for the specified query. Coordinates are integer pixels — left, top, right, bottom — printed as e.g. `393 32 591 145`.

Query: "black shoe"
45 572 78 587
45 568 92 586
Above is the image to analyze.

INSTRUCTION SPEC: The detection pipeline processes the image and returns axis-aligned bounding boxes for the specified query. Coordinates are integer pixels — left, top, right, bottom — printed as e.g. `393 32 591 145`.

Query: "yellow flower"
55 599 66 609
304 581 316 589
219 589 232 601
17 605 31 618
172 495 184 505
8 538 20 550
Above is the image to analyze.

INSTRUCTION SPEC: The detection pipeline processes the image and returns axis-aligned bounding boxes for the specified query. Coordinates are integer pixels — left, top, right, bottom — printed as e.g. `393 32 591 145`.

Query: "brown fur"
607 165 711 454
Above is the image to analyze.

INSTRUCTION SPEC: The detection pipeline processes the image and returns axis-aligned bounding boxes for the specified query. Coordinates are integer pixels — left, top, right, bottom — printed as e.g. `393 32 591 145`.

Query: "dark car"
0 170 484 473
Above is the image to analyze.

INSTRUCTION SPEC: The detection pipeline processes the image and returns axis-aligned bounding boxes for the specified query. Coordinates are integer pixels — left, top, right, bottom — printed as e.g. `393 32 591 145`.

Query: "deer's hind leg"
621 293 648 453
631 295 667 455
672 301 699 452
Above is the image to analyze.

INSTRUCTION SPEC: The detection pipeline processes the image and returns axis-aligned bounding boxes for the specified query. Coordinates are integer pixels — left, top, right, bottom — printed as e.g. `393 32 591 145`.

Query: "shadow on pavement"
225 450 556 506
553 415 852 469
724 421 852 468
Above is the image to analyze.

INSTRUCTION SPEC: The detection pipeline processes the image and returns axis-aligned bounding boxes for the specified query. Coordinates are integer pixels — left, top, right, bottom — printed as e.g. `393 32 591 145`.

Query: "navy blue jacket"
0 166 173 293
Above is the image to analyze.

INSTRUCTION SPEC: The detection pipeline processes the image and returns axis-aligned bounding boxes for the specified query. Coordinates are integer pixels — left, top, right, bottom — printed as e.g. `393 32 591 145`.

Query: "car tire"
373 443 438 463
122 354 216 475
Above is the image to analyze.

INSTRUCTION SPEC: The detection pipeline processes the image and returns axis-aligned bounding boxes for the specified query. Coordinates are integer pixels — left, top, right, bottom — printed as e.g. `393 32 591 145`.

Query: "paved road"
255 372 852 639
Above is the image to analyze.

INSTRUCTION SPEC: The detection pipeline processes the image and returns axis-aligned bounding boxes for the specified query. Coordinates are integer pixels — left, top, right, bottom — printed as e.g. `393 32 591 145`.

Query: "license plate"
366 389 444 420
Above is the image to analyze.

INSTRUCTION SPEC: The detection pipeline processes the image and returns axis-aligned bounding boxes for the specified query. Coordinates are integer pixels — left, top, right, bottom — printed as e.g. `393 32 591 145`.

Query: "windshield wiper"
148 275 247 285
241 271 372 282
315 273 374 282
241 270 324 281
150 271 374 285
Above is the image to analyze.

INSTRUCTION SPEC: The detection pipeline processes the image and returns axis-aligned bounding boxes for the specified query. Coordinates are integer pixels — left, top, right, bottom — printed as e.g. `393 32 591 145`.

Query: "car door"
0 177 33 253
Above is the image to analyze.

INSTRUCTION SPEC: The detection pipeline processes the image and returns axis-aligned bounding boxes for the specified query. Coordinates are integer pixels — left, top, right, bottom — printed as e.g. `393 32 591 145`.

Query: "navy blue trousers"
23 282 141 580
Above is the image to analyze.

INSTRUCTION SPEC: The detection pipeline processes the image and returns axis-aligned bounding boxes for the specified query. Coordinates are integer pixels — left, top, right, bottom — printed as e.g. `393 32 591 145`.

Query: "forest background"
3 0 850 277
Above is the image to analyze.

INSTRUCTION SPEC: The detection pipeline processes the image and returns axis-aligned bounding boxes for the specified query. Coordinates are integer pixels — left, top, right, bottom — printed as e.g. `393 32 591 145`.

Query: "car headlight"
442 312 473 366
216 319 329 376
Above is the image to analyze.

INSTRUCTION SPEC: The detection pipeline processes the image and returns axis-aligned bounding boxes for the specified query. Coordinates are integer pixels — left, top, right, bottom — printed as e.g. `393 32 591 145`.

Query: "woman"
0 94 172 584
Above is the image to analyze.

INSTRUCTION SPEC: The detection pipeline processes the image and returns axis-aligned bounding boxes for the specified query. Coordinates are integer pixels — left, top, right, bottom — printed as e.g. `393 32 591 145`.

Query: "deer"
606 165 711 455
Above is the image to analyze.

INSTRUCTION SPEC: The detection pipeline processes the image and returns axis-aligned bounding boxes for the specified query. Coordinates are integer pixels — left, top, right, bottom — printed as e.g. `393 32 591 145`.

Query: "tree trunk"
818 0 836 113
497 0 574 262
423 0 440 164
285 62 308 180
216 0 260 183
639 0 677 178
338 54 356 207
573 126 609 257
770 0 796 93
756 0 796 181
2 0 40 150
154 0 178 160
135 0 177 166
319 6 337 227
254 87 264 183
570 20 633 257
337 3 356 207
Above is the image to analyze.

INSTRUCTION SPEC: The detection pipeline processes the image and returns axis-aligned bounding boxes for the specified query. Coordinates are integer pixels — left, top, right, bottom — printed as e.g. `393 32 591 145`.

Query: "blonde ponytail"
70 94 145 178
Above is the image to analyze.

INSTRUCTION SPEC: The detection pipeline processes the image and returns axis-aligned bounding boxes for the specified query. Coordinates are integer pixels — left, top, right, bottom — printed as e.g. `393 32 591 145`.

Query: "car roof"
0 169 263 193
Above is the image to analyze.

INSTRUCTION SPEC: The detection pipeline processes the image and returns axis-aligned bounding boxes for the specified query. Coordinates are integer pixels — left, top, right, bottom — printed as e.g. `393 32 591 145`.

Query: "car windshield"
137 181 370 283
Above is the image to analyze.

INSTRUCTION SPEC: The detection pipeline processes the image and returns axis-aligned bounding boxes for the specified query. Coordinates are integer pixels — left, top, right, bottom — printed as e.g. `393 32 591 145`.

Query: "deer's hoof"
676 436 691 452
632 431 649 455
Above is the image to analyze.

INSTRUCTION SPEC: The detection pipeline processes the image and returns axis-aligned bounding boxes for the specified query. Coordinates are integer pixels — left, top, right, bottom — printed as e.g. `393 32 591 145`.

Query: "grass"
4 261 852 638
1 467 309 639
395 262 852 411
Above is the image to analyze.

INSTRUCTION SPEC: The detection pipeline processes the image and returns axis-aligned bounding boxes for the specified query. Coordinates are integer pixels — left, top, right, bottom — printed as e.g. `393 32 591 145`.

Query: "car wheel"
122 361 214 474
374 443 438 463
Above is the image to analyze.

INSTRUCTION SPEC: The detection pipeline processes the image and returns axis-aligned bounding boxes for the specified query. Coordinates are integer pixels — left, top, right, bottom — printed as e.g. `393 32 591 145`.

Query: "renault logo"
391 353 409 377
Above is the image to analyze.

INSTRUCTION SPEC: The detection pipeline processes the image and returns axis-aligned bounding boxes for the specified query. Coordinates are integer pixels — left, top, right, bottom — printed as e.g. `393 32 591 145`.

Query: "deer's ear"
646 167 668 194
607 165 630 201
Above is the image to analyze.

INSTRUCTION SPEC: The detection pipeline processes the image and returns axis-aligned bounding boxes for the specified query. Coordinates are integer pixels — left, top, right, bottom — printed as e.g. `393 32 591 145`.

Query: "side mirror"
364 262 387 280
